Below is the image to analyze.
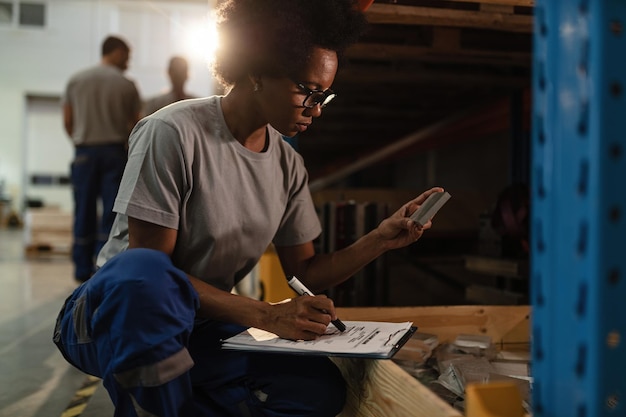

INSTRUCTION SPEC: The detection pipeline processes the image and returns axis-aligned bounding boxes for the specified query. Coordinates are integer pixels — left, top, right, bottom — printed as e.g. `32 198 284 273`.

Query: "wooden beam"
308 105 476 192
345 43 531 66
337 305 531 344
365 3 533 33
480 3 515 13
335 358 463 417
335 67 530 87
432 27 461 51
446 0 534 7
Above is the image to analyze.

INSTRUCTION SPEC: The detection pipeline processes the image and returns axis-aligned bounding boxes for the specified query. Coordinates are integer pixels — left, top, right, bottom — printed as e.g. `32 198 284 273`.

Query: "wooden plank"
480 4 515 13
24 208 72 230
465 285 526 306
432 27 461 51
464 255 522 276
24 208 73 255
345 43 531 67
336 305 530 344
447 0 534 7
334 67 530 87
25 244 71 258
29 231 72 246
308 105 479 192
365 4 533 33
312 188 417 209
335 359 463 417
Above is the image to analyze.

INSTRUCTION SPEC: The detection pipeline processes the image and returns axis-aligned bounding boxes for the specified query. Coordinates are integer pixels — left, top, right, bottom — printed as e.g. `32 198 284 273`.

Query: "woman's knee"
102 248 174 279
96 249 194 299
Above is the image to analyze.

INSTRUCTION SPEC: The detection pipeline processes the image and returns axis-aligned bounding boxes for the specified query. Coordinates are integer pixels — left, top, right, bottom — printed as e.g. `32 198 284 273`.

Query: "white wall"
0 0 216 214
24 96 74 212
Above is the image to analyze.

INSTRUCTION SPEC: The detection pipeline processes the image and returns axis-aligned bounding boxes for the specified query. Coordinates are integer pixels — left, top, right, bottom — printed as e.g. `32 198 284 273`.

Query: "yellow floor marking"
60 375 101 417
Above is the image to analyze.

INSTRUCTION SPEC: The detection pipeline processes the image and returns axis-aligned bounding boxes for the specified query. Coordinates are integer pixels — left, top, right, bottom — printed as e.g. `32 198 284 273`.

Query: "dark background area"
299 0 533 307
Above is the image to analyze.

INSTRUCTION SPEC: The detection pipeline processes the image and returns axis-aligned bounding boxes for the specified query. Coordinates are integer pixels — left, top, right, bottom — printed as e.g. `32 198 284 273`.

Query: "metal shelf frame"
531 1 626 416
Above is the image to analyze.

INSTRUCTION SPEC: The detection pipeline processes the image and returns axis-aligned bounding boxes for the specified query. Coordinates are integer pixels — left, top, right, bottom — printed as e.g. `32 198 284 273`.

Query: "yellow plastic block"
465 381 524 417
258 246 296 303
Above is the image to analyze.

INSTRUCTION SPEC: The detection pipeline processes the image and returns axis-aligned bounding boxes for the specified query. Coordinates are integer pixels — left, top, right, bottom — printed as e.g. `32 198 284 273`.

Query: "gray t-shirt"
63 64 141 146
141 91 197 117
98 96 321 291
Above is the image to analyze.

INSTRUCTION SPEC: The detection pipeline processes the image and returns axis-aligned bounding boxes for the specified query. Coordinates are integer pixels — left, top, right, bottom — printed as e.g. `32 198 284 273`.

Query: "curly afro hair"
212 0 368 87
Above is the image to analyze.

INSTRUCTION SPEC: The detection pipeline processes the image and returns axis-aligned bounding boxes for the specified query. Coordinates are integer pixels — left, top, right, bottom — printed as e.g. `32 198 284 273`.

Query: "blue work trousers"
70 144 126 281
53 249 346 417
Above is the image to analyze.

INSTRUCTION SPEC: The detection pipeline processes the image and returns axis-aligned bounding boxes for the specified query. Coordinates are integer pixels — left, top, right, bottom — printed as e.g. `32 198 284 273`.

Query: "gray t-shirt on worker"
63 64 141 146
141 91 197 118
97 96 321 291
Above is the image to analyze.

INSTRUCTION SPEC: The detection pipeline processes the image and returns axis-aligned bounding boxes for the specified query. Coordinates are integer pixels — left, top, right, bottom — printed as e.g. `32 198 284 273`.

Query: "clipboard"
323 325 417 359
221 321 417 359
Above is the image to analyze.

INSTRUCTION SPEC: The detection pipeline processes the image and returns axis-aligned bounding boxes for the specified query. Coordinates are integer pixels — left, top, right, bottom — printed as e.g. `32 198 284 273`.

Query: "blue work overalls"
53 248 346 416
70 144 127 281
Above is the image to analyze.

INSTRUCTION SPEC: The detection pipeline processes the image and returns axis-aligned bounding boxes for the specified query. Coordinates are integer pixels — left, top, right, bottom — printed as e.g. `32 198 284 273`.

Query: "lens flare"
184 13 219 65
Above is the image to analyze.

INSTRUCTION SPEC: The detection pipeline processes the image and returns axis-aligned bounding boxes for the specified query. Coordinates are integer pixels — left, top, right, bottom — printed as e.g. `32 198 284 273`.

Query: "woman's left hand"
375 186 444 250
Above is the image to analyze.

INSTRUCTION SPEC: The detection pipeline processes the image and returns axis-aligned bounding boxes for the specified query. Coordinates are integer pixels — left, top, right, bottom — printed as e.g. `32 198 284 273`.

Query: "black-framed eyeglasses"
293 80 336 108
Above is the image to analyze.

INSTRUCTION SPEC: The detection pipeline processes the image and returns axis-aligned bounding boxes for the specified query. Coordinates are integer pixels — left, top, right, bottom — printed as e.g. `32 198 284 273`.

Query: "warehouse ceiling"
298 0 533 184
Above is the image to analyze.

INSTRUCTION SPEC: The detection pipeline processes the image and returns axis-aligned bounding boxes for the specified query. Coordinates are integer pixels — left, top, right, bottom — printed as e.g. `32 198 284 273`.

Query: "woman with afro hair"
53 0 443 415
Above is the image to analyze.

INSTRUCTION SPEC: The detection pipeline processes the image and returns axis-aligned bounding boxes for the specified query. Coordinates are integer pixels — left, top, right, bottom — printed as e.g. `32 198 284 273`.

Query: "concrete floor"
0 229 112 417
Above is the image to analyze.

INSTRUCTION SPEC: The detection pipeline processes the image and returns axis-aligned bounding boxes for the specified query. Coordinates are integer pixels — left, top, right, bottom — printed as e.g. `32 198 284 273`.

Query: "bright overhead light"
184 12 219 65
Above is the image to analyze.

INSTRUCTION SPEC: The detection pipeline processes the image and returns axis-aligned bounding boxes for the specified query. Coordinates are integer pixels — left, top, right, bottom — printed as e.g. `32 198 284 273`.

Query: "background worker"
54 1 443 416
62 35 141 283
141 56 197 117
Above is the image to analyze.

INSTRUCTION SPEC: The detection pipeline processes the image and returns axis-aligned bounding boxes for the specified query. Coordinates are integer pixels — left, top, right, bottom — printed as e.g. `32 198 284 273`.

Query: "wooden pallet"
25 243 71 258
24 207 72 258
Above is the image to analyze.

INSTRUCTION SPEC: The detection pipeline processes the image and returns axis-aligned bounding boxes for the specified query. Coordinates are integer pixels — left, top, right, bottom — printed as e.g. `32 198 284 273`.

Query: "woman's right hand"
265 295 336 341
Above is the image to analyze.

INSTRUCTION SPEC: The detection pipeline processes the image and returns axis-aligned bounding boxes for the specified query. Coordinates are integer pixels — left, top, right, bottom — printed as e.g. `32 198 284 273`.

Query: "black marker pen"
286 275 346 332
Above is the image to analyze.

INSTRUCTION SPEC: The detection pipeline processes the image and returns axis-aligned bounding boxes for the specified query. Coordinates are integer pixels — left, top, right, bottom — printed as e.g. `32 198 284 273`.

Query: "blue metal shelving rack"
531 1 626 416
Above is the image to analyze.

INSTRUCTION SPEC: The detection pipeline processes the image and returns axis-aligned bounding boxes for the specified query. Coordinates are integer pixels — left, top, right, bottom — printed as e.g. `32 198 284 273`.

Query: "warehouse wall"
0 0 216 214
